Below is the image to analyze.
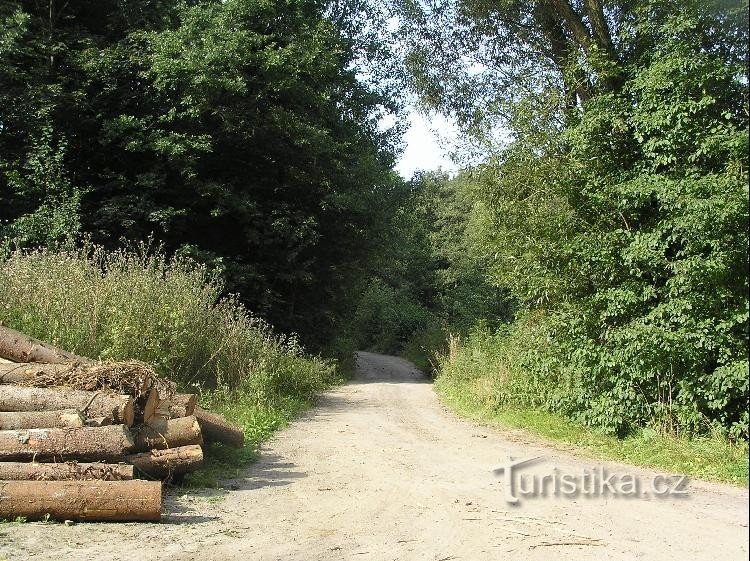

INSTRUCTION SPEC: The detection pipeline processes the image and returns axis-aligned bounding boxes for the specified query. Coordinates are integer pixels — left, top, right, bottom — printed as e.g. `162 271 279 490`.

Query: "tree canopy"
385 0 749 438
1 0 402 348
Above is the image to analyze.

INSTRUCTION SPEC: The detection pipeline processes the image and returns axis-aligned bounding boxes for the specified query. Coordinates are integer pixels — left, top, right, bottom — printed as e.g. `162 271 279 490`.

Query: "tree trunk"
0 480 161 521
0 361 153 398
0 385 134 426
0 409 84 430
125 444 203 478
0 425 134 462
132 415 202 451
195 407 244 448
168 393 197 419
0 326 93 365
0 461 133 481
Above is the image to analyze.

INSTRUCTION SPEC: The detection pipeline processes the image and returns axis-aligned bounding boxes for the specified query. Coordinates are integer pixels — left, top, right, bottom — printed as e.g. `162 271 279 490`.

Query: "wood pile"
0 325 245 522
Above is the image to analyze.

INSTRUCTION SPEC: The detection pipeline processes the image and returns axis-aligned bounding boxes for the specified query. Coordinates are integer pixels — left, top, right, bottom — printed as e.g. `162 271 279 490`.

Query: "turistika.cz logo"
493 456 689 505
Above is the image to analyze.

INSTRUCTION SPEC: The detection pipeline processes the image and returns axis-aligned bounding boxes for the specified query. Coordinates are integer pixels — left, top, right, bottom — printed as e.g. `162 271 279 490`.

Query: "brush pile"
0 325 244 522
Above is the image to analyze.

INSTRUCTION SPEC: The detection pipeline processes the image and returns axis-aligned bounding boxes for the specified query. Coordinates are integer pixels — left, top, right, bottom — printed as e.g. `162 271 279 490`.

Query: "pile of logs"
0 326 245 522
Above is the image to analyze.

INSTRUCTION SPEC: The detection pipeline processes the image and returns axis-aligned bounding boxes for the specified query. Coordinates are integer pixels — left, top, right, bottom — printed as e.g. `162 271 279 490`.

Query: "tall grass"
0 245 337 409
432 327 749 485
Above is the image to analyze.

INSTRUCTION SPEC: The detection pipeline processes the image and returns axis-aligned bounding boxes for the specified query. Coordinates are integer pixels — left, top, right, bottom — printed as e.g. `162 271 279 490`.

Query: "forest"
1 0 748 451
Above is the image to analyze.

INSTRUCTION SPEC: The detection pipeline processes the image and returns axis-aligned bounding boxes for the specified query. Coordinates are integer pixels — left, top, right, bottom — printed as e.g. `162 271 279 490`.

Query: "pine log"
125 444 203 478
0 425 134 462
0 409 84 430
133 415 202 451
138 388 159 425
0 362 75 384
168 393 197 419
0 385 134 426
0 480 161 521
195 407 244 448
0 326 93 365
0 461 134 481
0 361 155 399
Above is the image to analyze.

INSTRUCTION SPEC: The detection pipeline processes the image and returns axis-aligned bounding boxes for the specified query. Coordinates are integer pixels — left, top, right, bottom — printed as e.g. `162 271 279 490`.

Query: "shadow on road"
235 453 308 491
352 351 430 384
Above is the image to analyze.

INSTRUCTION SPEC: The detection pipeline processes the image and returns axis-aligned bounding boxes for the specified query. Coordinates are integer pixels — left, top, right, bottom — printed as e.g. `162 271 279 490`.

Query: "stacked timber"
0 325 245 522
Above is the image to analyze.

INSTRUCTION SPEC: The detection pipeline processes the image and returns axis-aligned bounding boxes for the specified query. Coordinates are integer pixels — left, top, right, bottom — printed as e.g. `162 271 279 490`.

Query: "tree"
394 0 749 437
394 0 748 134
1 0 403 350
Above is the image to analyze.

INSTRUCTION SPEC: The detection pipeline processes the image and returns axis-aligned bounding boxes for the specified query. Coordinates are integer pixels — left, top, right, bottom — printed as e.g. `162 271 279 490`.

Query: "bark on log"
0 362 152 398
195 407 244 448
0 409 84 430
0 385 134 426
125 444 203 478
0 461 134 481
0 326 93 365
0 480 161 521
133 416 202 451
0 425 134 462
168 393 197 419
0 363 75 384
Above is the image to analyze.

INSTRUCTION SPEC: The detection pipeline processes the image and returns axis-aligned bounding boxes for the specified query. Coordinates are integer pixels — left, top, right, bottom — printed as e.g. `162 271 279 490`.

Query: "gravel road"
2 351 748 560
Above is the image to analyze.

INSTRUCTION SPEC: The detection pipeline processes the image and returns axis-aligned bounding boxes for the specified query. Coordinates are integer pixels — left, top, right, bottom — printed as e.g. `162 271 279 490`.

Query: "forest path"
2 351 747 560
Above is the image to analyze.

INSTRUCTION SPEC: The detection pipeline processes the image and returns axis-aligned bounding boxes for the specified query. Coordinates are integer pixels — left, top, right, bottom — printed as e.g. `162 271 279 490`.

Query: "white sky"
395 109 460 179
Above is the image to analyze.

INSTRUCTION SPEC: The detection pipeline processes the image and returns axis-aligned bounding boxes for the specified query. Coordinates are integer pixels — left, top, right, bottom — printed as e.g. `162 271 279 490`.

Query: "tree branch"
584 0 616 58
550 0 593 52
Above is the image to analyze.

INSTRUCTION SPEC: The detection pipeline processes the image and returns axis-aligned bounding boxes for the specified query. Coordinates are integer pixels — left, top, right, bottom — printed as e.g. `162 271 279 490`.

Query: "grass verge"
0 246 342 489
436 377 749 486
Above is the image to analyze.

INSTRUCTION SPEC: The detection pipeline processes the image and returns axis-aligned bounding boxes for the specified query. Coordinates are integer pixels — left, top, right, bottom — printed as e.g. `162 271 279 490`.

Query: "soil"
1 351 747 560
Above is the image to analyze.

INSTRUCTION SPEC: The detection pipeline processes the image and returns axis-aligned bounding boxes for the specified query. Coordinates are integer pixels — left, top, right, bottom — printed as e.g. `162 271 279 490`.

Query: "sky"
395 109 460 179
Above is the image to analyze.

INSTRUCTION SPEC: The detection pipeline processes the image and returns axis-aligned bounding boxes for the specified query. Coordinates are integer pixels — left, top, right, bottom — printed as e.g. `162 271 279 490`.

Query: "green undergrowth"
436 377 749 486
0 247 341 488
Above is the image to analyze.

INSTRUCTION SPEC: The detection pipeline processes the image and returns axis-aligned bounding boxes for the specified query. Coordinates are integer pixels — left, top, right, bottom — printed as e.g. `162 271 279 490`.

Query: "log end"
122 397 135 427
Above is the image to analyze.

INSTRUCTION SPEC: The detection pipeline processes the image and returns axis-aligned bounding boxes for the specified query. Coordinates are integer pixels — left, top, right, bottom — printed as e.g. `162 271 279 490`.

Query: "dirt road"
2 351 748 560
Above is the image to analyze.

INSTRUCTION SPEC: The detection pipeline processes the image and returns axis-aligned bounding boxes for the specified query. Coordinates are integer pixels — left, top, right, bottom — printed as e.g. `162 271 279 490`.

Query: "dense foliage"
392 0 749 439
0 0 401 349
1 0 747 442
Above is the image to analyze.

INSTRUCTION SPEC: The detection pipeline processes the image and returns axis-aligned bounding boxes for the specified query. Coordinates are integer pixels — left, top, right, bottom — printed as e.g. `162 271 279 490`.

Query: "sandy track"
2 351 748 560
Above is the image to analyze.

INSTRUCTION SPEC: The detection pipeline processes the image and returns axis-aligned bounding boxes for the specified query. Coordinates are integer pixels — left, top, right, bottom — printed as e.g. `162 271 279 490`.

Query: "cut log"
0 480 161 521
138 388 160 425
0 361 156 400
0 461 134 481
126 444 203 478
0 362 75 384
0 325 93 365
133 415 202 451
0 425 134 462
0 409 84 430
195 407 244 448
168 393 197 419
0 385 134 426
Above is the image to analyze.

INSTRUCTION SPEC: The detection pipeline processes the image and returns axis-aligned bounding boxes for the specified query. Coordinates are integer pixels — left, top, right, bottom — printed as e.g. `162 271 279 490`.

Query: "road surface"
2 351 748 560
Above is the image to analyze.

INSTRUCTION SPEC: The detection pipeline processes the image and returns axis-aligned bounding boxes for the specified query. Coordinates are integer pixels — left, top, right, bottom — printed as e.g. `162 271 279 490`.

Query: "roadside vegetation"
346 0 749 483
435 333 748 485
0 247 339 483
1 0 747 486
